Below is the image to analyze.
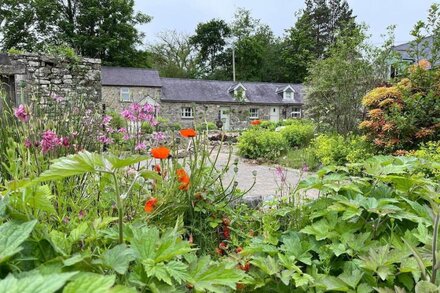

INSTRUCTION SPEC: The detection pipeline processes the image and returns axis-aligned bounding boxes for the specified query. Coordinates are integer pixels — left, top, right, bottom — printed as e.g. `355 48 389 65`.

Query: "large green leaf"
36 151 105 181
98 244 136 274
0 272 77 293
26 185 56 214
415 281 439 293
63 273 116 293
107 155 148 169
0 220 37 263
188 256 245 293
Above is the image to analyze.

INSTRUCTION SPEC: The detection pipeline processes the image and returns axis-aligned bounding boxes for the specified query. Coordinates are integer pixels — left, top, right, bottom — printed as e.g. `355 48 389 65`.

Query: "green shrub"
196 122 217 131
260 120 277 130
238 128 288 160
141 122 154 134
311 134 373 166
280 120 315 147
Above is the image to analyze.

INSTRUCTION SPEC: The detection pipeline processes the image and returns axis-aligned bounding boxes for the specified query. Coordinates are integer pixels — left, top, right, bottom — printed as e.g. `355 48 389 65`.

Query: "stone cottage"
0 53 101 109
101 66 304 130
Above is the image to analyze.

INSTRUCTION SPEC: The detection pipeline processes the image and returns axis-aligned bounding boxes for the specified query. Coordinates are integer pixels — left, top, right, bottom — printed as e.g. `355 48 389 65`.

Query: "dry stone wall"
0 53 101 105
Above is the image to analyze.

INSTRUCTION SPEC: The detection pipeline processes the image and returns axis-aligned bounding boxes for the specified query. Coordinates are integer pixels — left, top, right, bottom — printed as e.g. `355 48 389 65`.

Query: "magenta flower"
98 135 114 144
102 115 112 126
41 130 61 153
152 132 166 143
24 139 32 148
14 104 30 123
302 164 309 172
275 166 287 183
51 93 64 102
61 137 70 147
135 142 147 151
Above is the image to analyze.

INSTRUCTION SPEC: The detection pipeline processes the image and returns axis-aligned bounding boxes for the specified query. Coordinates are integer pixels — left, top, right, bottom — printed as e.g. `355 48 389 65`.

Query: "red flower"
223 226 231 239
179 128 197 138
215 247 223 256
151 146 170 159
250 120 261 125
176 168 190 190
219 242 228 250
153 164 161 174
235 247 243 253
144 197 158 213
238 262 251 272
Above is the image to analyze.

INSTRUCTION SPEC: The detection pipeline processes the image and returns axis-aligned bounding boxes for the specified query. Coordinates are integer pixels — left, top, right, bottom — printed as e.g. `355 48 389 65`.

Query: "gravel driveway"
210 146 318 201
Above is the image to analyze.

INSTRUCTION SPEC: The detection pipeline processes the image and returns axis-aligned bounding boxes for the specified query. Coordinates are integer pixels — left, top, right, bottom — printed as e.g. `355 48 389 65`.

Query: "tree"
148 31 197 78
0 0 151 66
283 0 358 82
304 28 394 134
190 19 232 78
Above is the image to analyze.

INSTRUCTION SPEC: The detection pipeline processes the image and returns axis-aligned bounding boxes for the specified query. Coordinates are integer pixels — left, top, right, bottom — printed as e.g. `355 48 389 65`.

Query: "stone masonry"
102 86 160 112
0 53 101 106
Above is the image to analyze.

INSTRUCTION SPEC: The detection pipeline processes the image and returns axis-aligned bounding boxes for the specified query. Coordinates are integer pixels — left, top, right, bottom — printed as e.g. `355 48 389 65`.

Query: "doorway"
270 106 280 122
219 107 230 131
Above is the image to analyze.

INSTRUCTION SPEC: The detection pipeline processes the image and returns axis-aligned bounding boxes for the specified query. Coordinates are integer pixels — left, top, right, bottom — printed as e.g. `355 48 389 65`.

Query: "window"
291 107 301 118
181 107 194 118
120 88 130 102
249 108 258 119
284 90 294 100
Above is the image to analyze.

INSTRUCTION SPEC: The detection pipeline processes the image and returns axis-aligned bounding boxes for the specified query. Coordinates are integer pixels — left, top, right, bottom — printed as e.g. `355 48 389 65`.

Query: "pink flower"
135 142 147 151
24 139 32 148
118 128 127 133
98 135 114 144
152 132 166 143
61 137 70 147
14 104 30 123
41 130 61 153
275 166 287 183
51 93 64 102
102 115 112 126
121 103 157 125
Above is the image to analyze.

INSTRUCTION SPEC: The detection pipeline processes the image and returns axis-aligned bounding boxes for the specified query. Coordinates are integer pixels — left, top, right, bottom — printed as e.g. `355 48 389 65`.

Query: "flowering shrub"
238 128 288 160
360 60 440 153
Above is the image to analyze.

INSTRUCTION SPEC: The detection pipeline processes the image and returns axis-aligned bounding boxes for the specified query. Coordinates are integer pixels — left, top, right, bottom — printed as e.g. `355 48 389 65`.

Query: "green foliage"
0 272 77 293
0 220 37 263
0 0 151 66
311 134 373 166
238 128 288 160
280 120 315 147
196 122 217 132
277 147 320 171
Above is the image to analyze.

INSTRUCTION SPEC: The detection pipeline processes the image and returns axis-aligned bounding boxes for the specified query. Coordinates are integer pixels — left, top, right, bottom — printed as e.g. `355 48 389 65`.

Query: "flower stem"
112 172 124 244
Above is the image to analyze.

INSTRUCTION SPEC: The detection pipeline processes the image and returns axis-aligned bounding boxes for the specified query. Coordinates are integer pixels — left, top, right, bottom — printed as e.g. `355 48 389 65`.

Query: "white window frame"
120 88 130 102
291 107 301 118
181 107 194 119
249 108 259 119
284 90 294 100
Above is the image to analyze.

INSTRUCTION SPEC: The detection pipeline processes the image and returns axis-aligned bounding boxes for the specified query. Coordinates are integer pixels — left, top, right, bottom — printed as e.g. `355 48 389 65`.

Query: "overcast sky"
135 0 438 47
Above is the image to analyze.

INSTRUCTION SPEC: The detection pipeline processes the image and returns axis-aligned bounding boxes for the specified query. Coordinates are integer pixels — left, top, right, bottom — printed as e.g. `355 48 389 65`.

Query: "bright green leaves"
36 151 148 182
37 151 105 181
97 244 136 275
0 272 77 293
0 220 37 263
187 255 245 293
63 273 116 293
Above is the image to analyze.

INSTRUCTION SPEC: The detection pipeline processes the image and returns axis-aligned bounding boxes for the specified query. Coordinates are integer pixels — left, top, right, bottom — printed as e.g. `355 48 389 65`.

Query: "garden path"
211 146 318 202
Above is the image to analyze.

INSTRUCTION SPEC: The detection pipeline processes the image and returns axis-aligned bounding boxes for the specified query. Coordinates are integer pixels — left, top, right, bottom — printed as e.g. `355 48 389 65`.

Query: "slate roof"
393 36 438 64
160 78 304 105
101 66 162 87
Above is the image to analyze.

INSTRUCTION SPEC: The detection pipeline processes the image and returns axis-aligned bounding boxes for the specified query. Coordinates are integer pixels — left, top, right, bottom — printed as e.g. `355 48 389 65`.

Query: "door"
270 106 280 122
220 107 230 131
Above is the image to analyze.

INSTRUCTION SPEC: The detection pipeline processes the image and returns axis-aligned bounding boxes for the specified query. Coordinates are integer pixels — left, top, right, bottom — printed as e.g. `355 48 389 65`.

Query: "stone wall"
0 53 101 106
159 102 299 130
102 86 161 112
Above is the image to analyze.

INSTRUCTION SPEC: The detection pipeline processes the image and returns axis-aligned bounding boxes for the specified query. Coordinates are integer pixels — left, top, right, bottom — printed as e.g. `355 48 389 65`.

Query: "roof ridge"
102 66 159 72
160 76 300 85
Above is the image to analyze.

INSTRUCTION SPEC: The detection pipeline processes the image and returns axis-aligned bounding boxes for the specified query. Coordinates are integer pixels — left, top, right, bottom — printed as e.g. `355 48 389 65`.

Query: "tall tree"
283 0 358 82
0 0 151 66
190 19 231 78
304 27 395 134
148 30 197 78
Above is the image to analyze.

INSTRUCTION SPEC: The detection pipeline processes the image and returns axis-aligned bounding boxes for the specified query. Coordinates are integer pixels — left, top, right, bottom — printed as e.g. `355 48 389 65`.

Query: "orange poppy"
250 120 261 125
144 197 158 213
151 146 170 159
176 168 190 190
180 128 197 138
